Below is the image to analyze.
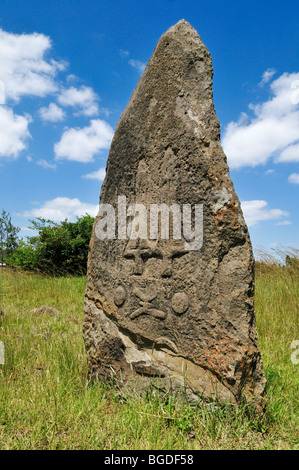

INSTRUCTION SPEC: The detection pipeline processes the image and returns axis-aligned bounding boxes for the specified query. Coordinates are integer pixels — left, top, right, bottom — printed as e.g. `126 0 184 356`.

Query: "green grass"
0 264 298 450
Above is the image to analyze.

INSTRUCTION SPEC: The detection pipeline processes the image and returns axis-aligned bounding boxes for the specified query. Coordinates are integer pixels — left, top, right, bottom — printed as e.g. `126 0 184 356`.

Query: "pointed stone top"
164 19 204 45
103 18 218 200
168 19 195 31
170 19 192 27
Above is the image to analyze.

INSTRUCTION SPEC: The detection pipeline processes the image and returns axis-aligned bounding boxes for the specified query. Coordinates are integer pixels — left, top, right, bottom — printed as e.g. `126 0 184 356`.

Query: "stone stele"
83 20 266 408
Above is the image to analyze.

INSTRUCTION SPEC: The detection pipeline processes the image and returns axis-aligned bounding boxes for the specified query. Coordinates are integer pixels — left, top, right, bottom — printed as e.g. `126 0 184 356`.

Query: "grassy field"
0 262 298 450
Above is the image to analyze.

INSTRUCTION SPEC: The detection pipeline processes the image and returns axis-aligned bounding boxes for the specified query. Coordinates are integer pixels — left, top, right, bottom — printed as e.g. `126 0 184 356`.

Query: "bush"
7 214 94 275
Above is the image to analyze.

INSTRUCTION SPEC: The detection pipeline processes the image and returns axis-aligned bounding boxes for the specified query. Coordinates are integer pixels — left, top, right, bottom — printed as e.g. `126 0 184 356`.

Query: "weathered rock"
30 306 61 316
83 20 266 408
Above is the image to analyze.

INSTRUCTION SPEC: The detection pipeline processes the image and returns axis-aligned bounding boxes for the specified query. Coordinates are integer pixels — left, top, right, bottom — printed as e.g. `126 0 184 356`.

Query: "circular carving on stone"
171 292 189 315
114 286 127 307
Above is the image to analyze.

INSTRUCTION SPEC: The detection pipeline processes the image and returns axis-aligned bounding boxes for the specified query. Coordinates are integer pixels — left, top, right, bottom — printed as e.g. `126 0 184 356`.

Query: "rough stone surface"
83 20 266 408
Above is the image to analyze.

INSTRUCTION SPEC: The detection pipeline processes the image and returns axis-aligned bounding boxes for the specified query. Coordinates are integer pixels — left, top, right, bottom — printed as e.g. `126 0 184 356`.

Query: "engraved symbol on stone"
124 238 189 278
124 239 162 276
155 337 178 354
130 286 167 320
171 292 189 315
114 285 127 307
160 242 189 278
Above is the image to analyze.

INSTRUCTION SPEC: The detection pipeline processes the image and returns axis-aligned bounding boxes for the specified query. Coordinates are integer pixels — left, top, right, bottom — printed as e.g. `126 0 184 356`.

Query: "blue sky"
0 0 298 253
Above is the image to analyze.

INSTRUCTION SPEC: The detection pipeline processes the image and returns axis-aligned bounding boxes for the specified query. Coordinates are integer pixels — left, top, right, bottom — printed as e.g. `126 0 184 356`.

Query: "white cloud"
0 28 65 102
0 81 5 104
288 173 299 184
36 159 57 170
222 72 299 169
119 50 146 74
23 197 98 222
259 68 276 86
39 103 66 122
278 143 299 162
0 106 31 158
275 221 292 226
241 200 289 227
58 86 99 116
82 167 106 182
119 49 129 58
66 74 78 83
54 119 114 163
129 59 146 74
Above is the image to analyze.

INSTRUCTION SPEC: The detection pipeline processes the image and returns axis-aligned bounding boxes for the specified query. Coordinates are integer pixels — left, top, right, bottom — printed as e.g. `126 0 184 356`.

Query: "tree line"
0 210 94 275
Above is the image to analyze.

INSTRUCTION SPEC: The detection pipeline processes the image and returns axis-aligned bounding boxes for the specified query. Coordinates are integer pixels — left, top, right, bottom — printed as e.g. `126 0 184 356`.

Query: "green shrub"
7 214 94 275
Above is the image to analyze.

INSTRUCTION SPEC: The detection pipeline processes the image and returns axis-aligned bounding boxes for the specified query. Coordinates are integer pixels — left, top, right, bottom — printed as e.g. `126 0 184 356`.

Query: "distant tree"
7 214 94 275
286 254 299 270
0 210 20 265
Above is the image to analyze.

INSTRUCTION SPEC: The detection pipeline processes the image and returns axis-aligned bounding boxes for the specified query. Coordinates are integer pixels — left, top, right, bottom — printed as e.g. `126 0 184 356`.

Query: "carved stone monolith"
83 20 266 408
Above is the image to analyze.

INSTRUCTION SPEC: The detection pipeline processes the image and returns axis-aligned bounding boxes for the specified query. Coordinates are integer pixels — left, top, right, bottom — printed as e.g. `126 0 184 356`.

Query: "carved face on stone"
102 237 193 352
